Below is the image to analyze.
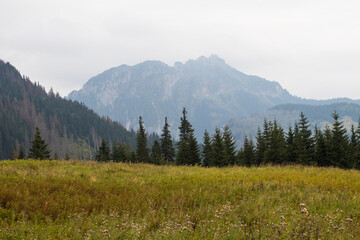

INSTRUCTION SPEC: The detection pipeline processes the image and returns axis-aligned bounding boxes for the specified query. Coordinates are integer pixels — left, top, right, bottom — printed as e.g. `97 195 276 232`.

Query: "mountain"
228 102 360 143
68 55 308 138
0 59 137 160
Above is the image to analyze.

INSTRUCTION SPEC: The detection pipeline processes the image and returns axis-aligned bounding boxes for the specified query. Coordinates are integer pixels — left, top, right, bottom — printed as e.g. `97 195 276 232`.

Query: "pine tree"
295 112 314 165
255 127 266 165
285 126 297 163
202 130 213 167
18 145 25 159
176 108 192 165
223 125 237 165
136 116 150 163
28 126 51 160
313 126 329 166
65 153 71 161
96 138 110 162
264 120 286 164
243 135 255 167
187 131 201 165
329 111 349 168
160 117 175 163
212 128 225 167
348 125 358 168
151 140 162 165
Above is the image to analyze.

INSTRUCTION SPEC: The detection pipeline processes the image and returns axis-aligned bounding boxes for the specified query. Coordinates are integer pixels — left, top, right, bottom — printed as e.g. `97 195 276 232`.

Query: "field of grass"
0 160 359 239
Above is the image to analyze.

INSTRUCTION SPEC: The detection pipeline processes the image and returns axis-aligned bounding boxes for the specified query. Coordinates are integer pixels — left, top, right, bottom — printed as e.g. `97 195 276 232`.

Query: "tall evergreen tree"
176 108 192 165
255 127 266 165
187 131 201 165
160 117 175 163
28 126 51 160
96 138 110 162
295 112 314 165
285 126 297 163
151 139 162 165
136 116 150 163
202 130 213 167
243 135 255 167
348 124 358 168
329 111 349 168
223 125 237 165
212 128 225 167
264 120 286 164
313 126 329 166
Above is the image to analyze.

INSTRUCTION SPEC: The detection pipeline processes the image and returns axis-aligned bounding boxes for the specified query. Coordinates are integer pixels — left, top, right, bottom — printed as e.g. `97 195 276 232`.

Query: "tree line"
14 107 360 170
96 108 360 170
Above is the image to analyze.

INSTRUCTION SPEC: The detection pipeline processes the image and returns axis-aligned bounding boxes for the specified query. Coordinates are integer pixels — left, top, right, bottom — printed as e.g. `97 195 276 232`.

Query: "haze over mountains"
68 55 360 139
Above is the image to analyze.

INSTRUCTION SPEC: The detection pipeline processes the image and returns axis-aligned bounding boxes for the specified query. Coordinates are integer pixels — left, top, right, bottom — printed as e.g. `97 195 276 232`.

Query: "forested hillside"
0 60 137 159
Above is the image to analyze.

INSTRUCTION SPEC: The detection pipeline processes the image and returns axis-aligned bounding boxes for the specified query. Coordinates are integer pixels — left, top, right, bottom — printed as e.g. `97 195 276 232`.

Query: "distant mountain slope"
0 60 137 159
68 55 304 138
228 102 360 143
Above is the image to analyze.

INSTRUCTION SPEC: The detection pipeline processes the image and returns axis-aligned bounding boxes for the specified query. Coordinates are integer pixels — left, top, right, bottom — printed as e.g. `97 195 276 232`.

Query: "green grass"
0 160 359 239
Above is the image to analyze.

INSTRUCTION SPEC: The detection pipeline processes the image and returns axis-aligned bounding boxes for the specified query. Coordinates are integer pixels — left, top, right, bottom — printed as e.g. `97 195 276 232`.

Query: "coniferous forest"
94 107 360 170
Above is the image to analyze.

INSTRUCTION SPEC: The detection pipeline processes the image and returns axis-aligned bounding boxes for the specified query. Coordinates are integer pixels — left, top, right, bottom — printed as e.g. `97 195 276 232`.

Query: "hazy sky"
1 0 360 99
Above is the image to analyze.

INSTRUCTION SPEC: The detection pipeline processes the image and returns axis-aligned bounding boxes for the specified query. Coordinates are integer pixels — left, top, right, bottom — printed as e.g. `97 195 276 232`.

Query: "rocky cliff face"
68 55 300 138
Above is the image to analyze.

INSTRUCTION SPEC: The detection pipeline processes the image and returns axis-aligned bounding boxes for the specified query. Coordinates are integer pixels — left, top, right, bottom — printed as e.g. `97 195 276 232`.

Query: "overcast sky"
1 0 360 99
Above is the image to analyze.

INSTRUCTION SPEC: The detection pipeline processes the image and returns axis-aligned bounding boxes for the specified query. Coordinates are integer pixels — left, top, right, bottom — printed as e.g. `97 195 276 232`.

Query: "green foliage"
176 108 198 165
202 130 213 167
160 117 175 163
243 135 255 167
136 116 150 163
329 111 349 168
18 145 25 159
1 160 360 239
28 126 51 160
0 61 137 160
151 140 162 165
95 138 110 162
211 128 225 167
223 125 237 165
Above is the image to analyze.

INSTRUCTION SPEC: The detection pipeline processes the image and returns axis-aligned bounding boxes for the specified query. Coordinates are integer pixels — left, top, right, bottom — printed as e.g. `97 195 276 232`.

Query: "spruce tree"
187 131 201 165
18 145 25 159
160 117 175 163
313 126 329 166
223 125 237 165
176 108 192 165
348 125 358 168
202 130 213 167
243 135 255 167
136 116 150 163
28 126 51 160
96 138 110 162
295 112 314 165
285 126 296 163
151 139 162 165
264 120 286 164
212 128 225 167
255 127 266 165
329 111 349 168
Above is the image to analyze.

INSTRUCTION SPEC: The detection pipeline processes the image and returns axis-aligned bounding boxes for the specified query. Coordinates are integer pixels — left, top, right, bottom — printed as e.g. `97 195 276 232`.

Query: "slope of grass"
0 160 359 239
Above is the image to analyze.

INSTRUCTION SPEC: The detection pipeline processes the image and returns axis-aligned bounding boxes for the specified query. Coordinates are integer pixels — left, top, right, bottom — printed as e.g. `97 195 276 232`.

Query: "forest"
25 105 360 170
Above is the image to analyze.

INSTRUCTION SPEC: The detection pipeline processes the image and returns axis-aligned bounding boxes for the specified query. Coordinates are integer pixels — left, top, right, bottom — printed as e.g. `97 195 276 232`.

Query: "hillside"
0 60 137 159
228 102 360 142
0 160 359 239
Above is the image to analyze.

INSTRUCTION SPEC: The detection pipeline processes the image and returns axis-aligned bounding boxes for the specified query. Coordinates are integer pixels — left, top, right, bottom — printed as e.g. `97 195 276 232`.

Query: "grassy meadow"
0 160 359 239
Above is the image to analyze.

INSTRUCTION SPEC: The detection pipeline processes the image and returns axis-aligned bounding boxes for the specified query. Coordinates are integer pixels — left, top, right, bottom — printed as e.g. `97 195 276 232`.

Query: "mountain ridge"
68 55 307 138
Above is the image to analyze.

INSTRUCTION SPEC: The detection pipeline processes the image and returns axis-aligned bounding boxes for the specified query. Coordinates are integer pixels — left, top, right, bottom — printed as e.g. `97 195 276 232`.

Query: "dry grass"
0 160 359 239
